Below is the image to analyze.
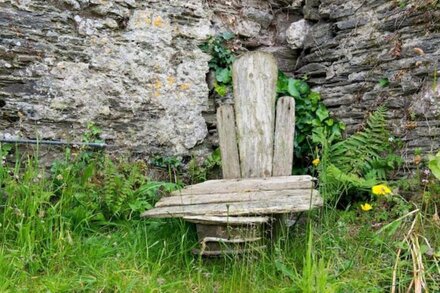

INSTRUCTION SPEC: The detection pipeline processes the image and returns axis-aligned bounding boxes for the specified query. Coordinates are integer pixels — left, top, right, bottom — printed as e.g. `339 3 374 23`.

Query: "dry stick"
410 235 422 293
391 210 419 293
406 278 414 293
414 235 427 292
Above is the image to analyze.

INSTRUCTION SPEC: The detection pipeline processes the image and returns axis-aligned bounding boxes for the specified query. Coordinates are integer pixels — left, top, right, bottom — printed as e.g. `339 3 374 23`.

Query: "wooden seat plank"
141 193 323 218
192 246 267 256
157 189 319 207
201 237 262 243
171 175 314 196
182 216 270 225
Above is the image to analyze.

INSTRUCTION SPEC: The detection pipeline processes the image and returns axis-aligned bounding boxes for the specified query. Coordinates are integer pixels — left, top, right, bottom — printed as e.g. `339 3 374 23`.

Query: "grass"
0 146 439 292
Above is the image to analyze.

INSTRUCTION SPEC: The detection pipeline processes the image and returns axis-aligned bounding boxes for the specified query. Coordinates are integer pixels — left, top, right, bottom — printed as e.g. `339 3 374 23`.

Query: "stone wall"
294 0 440 166
1 0 440 166
1 0 212 156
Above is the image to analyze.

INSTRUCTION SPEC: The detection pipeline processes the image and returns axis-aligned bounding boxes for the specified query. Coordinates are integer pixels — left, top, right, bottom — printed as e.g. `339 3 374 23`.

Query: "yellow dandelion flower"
312 158 320 166
371 184 392 196
360 203 373 211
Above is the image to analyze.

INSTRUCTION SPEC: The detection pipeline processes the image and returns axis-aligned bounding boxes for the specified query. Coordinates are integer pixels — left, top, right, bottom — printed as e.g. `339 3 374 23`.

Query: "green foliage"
201 33 236 98
428 151 440 180
378 77 390 87
150 155 183 183
277 72 345 172
314 107 402 202
82 122 103 143
328 107 401 178
200 32 235 70
189 148 222 183
0 147 439 291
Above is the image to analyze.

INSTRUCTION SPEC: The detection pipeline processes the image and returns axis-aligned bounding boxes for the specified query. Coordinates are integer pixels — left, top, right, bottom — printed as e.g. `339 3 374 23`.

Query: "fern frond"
329 107 390 175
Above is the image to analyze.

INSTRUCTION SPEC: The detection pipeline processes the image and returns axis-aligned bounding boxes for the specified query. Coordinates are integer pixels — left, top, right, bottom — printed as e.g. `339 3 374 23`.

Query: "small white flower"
388 136 394 142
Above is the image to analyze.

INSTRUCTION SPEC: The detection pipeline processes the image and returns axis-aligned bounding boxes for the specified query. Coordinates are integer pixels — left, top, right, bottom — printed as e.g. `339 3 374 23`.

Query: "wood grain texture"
201 237 262 243
232 51 278 178
272 96 295 176
156 189 319 207
183 216 270 225
192 246 267 256
216 105 241 179
141 193 323 218
171 175 314 196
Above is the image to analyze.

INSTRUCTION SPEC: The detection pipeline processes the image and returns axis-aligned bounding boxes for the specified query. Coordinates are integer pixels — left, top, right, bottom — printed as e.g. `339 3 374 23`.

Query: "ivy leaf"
216 68 232 83
298 80 310 95
287 79 301 98
316 105 329 121
428 152 440 180
276 73 289 94
214 83 228 97
325 118 334 126
308 91 320 108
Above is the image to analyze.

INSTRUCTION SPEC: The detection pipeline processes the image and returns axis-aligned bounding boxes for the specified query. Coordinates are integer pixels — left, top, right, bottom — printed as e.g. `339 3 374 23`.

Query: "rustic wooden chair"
141 52 323 256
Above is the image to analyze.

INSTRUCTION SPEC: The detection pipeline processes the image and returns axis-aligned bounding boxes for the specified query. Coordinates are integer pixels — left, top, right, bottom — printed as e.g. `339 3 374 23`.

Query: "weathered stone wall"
0 0 300 159
1 0 440 165
295 0 440 165
1 0 212 156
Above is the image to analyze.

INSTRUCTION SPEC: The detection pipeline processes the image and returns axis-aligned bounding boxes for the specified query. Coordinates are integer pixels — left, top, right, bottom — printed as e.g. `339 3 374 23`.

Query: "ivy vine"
200 32 235 97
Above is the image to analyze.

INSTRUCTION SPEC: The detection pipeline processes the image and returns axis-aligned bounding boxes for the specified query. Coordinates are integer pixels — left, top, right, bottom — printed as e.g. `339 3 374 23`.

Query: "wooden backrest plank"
272 96 295 176
232 52 278 178
216 105 241 179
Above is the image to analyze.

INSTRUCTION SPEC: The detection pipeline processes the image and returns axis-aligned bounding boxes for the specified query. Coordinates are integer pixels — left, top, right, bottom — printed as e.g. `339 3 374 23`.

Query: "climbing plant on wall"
276 72 346 173
200 32 235 97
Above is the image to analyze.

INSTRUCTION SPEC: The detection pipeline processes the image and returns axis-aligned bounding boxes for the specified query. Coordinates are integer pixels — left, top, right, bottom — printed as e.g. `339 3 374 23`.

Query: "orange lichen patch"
152 79 162 97
154 80 162 90
405 121 417 130
179 83 190 91
167 76 176 85
153 16 164 28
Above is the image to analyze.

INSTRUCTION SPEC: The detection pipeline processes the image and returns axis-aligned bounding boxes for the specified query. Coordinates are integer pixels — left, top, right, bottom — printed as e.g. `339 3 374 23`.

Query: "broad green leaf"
298 80 310 95
287 79 301 98
428 156 440 180
214 84 228 96
325 118 334 126
316 105 329 121
215 68 232 83
276 74 289 94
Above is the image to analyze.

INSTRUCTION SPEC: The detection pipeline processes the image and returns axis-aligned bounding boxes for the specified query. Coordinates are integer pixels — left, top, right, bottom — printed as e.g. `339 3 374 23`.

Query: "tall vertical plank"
232 52 278 178
272 97 295 176
216 105 241 179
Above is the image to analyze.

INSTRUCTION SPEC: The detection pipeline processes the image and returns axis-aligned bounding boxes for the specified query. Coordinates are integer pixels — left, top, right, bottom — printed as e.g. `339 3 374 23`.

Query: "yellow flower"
312 158 320 166
361 203 373 211
371 184 392 196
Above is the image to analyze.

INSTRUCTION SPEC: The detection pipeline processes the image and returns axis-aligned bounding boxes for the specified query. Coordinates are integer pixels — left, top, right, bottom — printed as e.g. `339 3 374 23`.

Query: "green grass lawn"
0 149 439 292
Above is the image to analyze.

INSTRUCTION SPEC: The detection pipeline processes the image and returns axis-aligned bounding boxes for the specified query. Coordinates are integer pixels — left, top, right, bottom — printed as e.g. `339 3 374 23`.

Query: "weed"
188 148 222 183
